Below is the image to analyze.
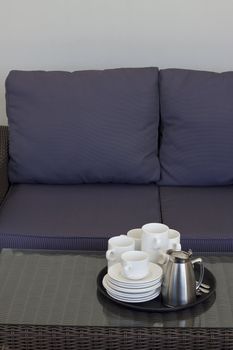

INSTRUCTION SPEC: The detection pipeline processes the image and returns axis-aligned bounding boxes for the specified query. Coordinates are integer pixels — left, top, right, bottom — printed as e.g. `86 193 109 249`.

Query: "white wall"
1 0 233 124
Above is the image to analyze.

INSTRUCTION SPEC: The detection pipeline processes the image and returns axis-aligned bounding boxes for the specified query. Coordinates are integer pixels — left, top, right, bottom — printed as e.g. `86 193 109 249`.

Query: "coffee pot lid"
169 250 192 263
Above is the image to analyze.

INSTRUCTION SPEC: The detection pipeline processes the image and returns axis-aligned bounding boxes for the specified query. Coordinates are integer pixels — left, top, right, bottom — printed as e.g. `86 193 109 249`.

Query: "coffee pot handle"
191 257 204 290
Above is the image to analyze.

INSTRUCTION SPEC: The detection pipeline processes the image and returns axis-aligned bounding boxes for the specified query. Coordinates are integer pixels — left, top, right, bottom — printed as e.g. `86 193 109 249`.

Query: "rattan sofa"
0 68 233 252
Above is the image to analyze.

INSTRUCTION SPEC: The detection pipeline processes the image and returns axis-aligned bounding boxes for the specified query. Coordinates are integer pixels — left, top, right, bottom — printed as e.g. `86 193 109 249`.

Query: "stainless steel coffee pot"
162 250 204 307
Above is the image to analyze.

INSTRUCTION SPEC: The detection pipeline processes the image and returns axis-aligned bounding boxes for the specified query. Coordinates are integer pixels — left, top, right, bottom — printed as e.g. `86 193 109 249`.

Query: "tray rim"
97 265 216 313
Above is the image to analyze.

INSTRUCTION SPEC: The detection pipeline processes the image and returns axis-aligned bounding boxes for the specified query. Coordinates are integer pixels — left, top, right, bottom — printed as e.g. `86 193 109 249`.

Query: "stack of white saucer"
103 255 163 303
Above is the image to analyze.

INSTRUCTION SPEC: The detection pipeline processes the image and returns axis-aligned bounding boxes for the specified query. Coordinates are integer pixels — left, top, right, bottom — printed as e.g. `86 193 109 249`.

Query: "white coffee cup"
168 229 181 251
106 235 135 269
157 229 182 265
121 251 149 280
141 223 169 263
127 228 143 250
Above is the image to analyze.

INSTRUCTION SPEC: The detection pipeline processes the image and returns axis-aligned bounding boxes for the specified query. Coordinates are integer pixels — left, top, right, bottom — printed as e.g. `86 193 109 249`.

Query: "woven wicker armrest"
0 125 9 205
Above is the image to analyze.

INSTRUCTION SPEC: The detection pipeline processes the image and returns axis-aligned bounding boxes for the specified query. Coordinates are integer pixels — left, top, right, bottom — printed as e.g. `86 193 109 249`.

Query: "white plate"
104 275 161 293
107 289 161 303
103 275 160 298
108 262 163 286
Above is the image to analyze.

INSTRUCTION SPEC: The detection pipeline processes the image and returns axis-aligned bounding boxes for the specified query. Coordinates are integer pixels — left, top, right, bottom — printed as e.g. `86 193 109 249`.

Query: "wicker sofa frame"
0 325 233 350
0 125 9 205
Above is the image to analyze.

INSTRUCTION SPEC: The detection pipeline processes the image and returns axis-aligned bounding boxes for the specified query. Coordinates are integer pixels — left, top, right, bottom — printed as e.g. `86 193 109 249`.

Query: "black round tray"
97 265 216 313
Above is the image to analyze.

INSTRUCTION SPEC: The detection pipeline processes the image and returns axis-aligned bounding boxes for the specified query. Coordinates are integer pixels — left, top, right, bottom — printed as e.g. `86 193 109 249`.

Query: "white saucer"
106 286 159 299
108 262 163 286
107 275 162 289
107 289 161 303
103 275 160 298
104 275 161 293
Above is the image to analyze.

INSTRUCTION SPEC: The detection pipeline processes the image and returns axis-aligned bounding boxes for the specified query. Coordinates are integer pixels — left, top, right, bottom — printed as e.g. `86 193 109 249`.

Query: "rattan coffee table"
0 249 232 350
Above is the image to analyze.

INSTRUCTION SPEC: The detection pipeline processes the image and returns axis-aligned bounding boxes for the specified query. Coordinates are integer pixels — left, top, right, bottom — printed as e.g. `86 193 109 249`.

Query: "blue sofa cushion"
6 68 160 184
160 186 233 252
159 68 233 185
0 184 161 250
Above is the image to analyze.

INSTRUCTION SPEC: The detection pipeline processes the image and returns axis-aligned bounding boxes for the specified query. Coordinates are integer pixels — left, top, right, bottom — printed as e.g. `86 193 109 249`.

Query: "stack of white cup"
104 223 181 303
106 223 181 268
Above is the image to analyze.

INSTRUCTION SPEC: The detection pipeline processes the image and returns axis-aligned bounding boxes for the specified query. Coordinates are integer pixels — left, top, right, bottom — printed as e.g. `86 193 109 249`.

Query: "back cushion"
159 68 233 186
6 68 160 184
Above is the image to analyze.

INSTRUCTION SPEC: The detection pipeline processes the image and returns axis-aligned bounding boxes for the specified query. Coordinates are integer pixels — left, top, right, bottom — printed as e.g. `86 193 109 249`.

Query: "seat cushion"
159 68 233 186
160 186 233 252
6 68 160 184
0 184 161 250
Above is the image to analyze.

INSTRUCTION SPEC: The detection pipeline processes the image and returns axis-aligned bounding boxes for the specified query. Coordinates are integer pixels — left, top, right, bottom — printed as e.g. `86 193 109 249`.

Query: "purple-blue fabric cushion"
159 68 233 186
160 186 233 252
0 184 161 250
6 68 160 184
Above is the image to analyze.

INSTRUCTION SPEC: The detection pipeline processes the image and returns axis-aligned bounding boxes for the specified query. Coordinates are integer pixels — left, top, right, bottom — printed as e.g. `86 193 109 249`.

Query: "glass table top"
0 249 232 328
